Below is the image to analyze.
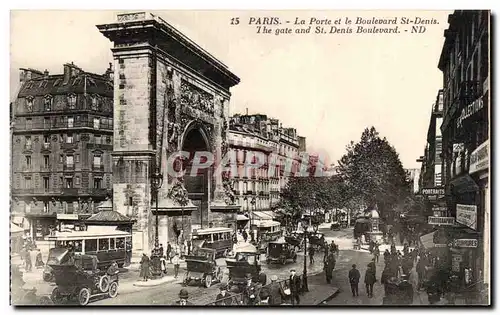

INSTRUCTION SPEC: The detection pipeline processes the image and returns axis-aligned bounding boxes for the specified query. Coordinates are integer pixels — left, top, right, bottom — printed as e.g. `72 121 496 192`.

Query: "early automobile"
308 232 327 251
266 240 297 265
225 243 266 292
330 221 341 231
284 231 303 250
182 248 223 288
48 247 119 306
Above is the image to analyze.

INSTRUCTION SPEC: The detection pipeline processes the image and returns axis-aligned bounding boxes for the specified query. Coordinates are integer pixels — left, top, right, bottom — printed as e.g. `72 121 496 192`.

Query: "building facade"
11 63 114 240
405 168 421 194
437 10 490 302
228 114 304 215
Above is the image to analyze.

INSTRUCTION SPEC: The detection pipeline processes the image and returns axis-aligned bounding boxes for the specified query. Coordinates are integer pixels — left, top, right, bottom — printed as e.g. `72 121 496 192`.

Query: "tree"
337 127 411 220
279 176 335 226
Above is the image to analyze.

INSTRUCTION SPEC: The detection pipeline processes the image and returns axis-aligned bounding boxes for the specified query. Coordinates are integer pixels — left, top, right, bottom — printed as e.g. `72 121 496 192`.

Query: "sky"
10 10 452 169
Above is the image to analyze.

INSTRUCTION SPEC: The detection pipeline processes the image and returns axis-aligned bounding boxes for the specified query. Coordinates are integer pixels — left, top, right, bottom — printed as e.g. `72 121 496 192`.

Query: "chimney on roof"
63 62 81 85
19 68 43 84
43 69 49 79
104 62 114 81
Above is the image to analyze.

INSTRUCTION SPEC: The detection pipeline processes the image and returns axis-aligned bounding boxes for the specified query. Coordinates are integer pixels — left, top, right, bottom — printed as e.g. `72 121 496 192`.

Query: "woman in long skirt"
140 253 150 281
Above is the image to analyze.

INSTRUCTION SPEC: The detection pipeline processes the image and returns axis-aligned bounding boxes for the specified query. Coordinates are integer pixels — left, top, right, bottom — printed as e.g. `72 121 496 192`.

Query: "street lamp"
250 196 256 243
301 216 309 292
151 167 164 278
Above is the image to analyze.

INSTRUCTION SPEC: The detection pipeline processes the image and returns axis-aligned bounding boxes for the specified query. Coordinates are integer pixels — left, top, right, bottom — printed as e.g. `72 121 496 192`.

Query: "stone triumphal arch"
98 12 240 253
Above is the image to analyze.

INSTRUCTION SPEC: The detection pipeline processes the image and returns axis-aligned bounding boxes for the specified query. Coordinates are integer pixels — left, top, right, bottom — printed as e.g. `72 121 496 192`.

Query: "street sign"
428 216 455 225
56 214 79 220
421 187 445 195
453 239 478 248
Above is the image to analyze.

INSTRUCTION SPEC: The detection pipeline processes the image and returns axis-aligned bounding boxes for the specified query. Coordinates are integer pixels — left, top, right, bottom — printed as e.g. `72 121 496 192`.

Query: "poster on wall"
456 204 478 230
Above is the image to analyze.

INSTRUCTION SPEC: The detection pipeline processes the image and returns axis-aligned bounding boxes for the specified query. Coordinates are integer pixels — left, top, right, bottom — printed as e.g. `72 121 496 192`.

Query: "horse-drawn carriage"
183 248 223 288
308 232 327 251
48 248 119 306
225 243 267 292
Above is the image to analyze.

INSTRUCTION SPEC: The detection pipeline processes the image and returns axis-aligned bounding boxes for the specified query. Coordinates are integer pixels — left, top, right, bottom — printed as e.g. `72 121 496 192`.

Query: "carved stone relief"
180 80 215 115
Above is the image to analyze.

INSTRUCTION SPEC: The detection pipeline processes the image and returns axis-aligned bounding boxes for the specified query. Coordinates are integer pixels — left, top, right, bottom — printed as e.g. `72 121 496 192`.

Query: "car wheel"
50 287 62 304
205 274 213 288
99 275 110 292
108 282 118 298
78 287 91 306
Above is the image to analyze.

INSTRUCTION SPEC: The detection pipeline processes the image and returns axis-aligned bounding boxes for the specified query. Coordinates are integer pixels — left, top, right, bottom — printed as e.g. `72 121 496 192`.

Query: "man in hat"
289 269 301 305
244 273 259 305
268 275 285 305
173 289 192 305
348 264 361 297
397 274 414 305
215 285 232 305
172 252 181 279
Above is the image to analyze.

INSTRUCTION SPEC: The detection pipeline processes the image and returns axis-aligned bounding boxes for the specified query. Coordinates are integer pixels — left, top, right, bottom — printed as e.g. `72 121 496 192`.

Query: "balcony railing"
21 165 32 172
63 164 75 171
11 188 112 197
14 120 113 131
92 164 105 172
61 142 78 150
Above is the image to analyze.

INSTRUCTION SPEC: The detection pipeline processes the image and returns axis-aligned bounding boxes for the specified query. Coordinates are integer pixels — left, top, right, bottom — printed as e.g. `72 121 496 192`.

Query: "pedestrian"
242 229 248 243
173 289 193 305
268 275 285 305
397 274 414 305
364 264 377 298
139 253 150 281
244 273 259 305
381 266 393 295
24 249 32 272
289 269 301 305
215 285 232 305
187 238 192 255
373 244 380 263
258 287 271 305
324 253 335 284
368 258 377 275
172 252 180 279
348 264 361 297
384 249 390 264
308 245 315 264
403 243 409 256
166 242 172 263
416 256 426 290
159 244 164 257
35 249 44 269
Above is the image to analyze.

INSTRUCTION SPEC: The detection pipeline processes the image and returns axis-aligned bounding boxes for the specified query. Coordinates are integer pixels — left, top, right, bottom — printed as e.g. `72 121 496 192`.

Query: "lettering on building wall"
469 140 489 174
454 239 478 248
421 187 445 195
457 98 484 129
117 12 147 22
428 216 455 225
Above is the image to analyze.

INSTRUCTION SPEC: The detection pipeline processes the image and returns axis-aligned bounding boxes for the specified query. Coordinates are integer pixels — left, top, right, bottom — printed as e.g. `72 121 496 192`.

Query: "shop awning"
420 231 436 249
10 223 24 235
450 174 479 195
252 211 274 220
237 214 249 221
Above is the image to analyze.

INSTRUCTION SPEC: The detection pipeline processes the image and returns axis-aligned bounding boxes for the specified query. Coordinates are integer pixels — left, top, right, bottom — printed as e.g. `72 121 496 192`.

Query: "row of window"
23 154 105 169
22 133 111 149
21 116 112 130
22 175 105 190
24 94 104 112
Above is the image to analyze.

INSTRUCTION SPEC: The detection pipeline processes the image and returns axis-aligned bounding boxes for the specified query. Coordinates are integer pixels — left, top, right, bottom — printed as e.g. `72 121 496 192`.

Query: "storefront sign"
469 140 489 174
56 214 78 220
457 98 484 129
456 204 477 230
428 216 455 225
452 254 463 272
421 187 445 196
117 12 147 22
453 239 478 248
